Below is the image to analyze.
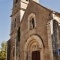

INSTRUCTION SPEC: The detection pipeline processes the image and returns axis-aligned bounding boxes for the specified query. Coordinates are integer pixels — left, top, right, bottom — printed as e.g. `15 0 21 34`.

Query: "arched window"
28 13 36 30
14 18 16 27
17 27 20 41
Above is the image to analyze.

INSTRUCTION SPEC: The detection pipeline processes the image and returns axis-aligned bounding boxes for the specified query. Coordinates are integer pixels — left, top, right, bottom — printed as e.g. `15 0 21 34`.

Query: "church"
7 0 60 60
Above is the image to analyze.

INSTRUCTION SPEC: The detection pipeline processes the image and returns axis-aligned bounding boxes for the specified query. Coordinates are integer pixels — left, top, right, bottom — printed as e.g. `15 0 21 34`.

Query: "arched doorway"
24 35 44 60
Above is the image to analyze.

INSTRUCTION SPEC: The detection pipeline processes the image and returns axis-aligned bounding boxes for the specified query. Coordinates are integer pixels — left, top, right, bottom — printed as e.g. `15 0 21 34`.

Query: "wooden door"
32 51 40 60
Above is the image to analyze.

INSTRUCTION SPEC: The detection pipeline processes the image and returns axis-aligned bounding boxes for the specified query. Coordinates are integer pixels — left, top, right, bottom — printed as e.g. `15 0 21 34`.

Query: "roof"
33 1 60 14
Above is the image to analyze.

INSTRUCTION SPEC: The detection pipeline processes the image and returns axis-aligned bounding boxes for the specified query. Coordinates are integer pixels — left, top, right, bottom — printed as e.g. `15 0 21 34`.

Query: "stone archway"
24 35 44 60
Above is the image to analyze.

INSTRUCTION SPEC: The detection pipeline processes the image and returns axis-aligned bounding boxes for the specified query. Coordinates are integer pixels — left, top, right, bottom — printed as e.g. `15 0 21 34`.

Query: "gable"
20 1 52 31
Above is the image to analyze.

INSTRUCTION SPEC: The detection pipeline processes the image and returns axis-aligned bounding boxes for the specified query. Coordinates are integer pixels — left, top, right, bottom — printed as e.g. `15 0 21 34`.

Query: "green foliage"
0 42 7 60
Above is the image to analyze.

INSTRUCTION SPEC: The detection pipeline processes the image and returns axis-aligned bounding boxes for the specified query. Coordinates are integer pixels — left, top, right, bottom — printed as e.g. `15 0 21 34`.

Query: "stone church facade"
7 0 60 60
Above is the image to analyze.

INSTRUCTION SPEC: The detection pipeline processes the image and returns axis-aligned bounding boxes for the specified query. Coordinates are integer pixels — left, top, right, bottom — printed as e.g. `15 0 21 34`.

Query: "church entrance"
24 35 44 60
32 51 40 60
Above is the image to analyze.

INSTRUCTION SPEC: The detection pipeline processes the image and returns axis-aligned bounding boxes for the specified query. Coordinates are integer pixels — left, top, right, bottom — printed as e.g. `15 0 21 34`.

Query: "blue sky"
0 0 13 47
0 0 60 47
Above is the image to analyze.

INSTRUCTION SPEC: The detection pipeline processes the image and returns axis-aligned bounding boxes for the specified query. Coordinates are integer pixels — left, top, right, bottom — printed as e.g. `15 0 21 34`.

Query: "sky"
0 0 60 47
0 0 13 47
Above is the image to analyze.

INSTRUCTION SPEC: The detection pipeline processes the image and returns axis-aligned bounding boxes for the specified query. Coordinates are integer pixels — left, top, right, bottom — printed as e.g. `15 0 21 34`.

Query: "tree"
0 42 7 60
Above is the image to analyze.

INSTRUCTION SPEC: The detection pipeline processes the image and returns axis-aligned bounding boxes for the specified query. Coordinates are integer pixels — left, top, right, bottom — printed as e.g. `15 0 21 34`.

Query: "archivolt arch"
24 35 44 60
